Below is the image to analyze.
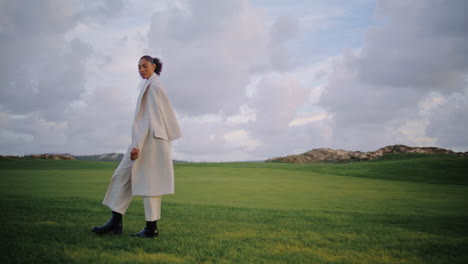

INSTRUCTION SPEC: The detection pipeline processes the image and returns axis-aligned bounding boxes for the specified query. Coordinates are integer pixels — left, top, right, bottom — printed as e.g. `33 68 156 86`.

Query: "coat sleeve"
147 84 183 141
130 118 150 150
130 90 151 150
157 87 183 141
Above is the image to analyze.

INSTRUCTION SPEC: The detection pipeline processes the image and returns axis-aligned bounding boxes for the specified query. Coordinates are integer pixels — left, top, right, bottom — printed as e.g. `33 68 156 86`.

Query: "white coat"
129 72 182 196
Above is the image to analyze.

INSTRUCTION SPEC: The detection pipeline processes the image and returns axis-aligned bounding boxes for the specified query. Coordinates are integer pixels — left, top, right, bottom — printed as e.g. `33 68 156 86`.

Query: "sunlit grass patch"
65 248 189 264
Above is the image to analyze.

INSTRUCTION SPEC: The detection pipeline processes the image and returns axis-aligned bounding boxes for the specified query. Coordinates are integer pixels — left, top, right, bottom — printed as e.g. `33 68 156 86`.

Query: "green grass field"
1 154 468 264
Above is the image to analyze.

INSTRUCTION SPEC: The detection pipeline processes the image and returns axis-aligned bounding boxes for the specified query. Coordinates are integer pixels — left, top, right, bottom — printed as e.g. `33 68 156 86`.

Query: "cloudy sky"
1 0 467 161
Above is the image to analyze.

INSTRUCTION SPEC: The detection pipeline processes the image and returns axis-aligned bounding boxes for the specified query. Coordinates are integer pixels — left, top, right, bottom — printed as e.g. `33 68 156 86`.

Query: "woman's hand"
131 148 140 160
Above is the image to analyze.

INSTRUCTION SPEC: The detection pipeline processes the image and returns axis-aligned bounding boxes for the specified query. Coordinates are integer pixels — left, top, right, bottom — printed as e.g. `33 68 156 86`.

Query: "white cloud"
398 120 436 147
289 112 327 127
426 88 468 150
224 129 260 151
226 105 256 124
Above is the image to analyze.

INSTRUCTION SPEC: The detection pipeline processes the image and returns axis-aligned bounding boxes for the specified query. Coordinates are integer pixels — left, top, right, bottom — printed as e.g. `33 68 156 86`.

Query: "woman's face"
138 58 156 79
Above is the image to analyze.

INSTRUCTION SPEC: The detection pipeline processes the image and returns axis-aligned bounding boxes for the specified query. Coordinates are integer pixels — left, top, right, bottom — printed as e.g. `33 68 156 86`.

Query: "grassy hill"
182 153 468 185
1 155 467 264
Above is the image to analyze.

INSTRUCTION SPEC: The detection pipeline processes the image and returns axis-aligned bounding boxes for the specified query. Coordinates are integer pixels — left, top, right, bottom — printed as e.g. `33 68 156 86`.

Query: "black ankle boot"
92 211 123 235
131 221 158 238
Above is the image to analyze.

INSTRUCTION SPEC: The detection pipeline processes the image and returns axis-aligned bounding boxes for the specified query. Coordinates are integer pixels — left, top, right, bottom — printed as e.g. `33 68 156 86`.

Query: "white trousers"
102 150 161 221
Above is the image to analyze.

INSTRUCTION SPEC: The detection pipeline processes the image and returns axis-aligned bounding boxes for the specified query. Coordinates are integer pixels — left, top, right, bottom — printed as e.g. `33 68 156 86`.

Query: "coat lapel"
133 73 157 120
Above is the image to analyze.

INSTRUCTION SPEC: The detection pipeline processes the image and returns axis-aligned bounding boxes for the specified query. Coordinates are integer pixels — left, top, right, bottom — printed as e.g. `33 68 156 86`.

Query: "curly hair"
140 55 163 76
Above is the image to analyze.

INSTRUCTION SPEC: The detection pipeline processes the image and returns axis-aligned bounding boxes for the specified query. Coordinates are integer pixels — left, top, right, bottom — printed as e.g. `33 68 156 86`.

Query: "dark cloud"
146 0 300 116
76 0 124 23
0 0 123 122
317 0 468 151
321 55 422 126
268 15 299 71
270 15 299 43
146 0 265 116
0 0 128 155
0 0 81 118
358 0 468 90
64 83 136 153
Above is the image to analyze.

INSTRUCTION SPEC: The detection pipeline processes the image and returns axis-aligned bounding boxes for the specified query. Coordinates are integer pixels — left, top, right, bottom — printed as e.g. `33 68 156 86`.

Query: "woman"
92 56 182 238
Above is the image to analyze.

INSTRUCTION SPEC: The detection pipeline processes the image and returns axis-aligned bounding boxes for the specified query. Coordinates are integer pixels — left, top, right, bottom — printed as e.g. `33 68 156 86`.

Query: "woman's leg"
143 196 162 221
131 196 161 238
93 149 134 235
102 149 135 214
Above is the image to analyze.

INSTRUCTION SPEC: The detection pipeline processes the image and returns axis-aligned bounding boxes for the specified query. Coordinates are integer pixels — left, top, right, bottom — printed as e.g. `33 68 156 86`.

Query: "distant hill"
75 153 189 163
0 154 76 161
0 152 189 163
74 153 124 162
266 145 468 164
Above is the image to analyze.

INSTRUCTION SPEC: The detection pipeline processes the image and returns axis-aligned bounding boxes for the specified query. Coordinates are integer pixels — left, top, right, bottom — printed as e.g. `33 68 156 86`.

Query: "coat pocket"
151 124 169 141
